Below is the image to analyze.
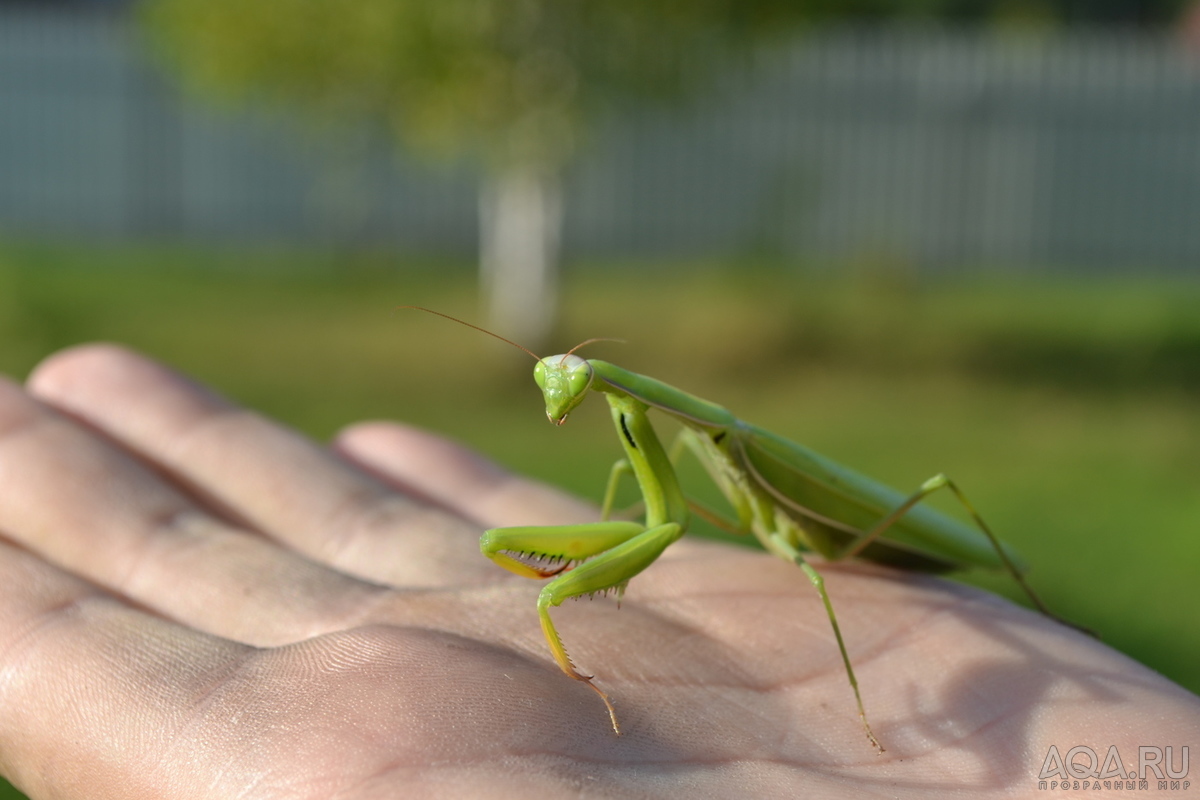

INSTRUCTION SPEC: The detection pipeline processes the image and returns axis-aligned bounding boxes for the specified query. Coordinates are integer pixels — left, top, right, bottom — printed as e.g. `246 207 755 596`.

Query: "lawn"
0 244 1197 798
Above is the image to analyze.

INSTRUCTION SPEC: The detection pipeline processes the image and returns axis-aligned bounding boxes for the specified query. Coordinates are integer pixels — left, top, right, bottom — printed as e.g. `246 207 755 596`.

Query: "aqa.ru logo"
1038 745 1190 791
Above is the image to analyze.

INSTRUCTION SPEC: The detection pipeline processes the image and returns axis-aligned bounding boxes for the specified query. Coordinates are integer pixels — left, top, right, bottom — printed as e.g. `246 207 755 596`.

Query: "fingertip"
332 421 507 499
26 343 233 430
26 342 140 396
335 421 501 476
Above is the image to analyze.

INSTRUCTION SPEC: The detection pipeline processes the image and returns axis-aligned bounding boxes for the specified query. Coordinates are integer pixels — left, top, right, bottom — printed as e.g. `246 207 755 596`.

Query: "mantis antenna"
562 337 626 362
397 306 541 360
397 306 624 361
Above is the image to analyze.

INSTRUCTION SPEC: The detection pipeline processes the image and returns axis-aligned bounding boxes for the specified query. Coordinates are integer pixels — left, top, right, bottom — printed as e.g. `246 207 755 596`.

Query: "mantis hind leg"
767 529 883 753
834 473 1085 632
668 443 885 752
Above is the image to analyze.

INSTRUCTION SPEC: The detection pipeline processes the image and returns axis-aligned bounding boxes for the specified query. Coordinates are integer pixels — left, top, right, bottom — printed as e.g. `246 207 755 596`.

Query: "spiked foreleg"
480 521 646 579
535 521 683 734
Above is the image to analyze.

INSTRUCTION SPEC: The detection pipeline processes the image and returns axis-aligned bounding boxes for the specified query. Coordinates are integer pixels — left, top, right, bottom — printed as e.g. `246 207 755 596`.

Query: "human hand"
0 345 1196 799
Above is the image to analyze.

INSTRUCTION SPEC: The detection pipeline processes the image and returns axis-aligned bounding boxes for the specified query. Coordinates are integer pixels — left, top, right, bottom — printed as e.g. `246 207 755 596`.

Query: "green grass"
0 244 1198 798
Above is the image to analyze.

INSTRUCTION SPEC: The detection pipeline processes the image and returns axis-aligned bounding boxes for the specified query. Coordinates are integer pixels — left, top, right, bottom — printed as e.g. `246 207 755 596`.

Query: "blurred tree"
140 0 1189 346
909 0 1191 25
138 0 862 346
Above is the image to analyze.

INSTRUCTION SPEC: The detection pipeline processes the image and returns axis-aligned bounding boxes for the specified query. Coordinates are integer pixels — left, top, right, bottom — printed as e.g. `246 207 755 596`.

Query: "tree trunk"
478 164 562 351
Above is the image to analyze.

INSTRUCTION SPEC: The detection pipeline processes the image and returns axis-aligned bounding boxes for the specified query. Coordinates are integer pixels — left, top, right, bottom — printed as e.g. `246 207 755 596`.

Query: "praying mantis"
406 308 1074 751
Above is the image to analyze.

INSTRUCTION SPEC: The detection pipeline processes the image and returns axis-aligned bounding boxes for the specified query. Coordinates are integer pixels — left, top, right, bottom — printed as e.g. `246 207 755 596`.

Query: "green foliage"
139 0 830 169
138 0 1192 174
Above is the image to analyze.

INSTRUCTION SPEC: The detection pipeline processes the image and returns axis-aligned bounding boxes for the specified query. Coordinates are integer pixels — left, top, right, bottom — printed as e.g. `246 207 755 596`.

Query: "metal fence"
3 9 1200 270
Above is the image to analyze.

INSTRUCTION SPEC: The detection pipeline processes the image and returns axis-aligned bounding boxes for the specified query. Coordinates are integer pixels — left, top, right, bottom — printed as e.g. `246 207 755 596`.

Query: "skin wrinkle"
167 631 485 791
892 677 1039 768
315 487 440 566
583 579 886 709
335 697 839 777
336 585 433 637
618 572 899 681
365 749 892 785
866 613 1047 739
457 471 543 529
844 585 996 664
166 644 262 743
21 381 416 652
81 367 241 457
0 396 231 596
28 362 255 500
502 602 863 749
333 453 478 533
0 379 46 442
114 400 322 537
0 588 110 689
176 541 379 647
293 584 405 645
602 574 1064 762
140 647 278 800
333 422 602 531
112 502 207 601
369 440 518 529
952 709 1036 774
0 597 201 798
80 383 479 586
320 501 491 592
166 640 408 799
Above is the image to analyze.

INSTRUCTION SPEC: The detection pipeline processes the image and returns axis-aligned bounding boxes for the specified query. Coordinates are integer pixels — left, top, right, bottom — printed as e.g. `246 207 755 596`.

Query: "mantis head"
535 354 594 425
395 307 614 426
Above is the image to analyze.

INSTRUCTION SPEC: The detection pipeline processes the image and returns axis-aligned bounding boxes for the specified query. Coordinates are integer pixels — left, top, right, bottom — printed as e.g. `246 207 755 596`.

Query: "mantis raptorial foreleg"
481 521 646 578
483 519 683 734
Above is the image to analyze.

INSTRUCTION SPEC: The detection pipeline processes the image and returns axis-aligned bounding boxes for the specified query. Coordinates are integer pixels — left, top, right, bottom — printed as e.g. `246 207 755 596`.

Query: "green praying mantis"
405 308 1076 751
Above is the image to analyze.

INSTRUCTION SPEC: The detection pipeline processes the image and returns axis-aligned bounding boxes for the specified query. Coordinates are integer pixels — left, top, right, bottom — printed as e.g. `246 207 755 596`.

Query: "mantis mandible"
405 308 1074 751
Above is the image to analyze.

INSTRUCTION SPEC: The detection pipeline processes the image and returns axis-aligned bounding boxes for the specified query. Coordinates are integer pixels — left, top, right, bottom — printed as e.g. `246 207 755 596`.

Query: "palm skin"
0 345 1195 799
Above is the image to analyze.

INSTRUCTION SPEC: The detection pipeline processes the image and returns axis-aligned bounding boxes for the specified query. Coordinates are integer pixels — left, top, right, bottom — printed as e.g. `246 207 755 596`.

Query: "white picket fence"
3 9 1200 270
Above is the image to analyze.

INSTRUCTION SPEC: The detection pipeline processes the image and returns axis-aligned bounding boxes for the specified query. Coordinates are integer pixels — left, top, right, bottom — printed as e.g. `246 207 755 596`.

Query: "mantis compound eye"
566 364 591 398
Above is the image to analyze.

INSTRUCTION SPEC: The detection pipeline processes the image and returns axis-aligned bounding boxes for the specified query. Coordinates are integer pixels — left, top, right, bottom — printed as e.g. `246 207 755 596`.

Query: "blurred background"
2 1 1200 794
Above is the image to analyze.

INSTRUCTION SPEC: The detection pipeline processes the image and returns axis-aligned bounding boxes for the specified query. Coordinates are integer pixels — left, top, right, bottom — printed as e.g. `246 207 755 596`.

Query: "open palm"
0 345 1195 799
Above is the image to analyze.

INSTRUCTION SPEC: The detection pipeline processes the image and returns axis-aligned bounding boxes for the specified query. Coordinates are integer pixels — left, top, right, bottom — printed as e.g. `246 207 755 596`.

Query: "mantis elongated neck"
593 385 690 531
586 360 737 428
